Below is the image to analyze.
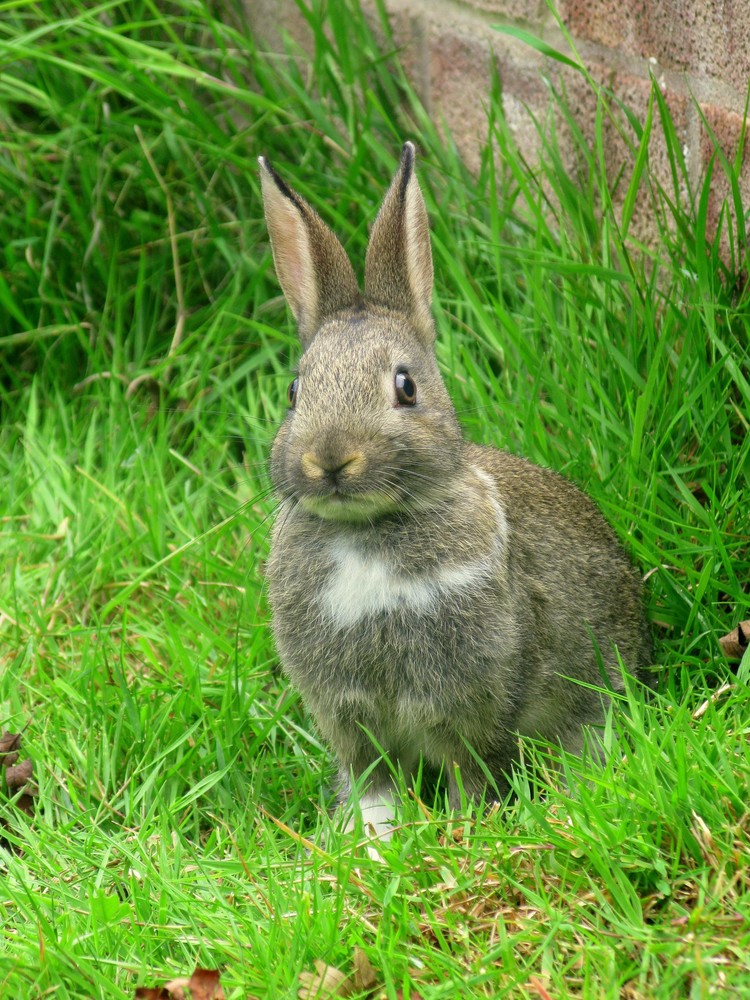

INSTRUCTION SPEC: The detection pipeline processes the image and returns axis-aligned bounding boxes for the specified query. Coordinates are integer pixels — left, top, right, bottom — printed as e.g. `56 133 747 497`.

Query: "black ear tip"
258 155 276 179
258 155 294 201
400 141 416 169
397 142 417 197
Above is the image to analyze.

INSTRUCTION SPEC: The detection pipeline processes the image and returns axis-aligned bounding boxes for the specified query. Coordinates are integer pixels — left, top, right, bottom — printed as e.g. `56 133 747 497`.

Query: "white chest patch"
320 541 496 630
319 467 507 630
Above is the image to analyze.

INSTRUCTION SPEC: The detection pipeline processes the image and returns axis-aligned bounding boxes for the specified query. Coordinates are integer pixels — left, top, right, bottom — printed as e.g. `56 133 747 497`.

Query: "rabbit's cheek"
269 431 294 494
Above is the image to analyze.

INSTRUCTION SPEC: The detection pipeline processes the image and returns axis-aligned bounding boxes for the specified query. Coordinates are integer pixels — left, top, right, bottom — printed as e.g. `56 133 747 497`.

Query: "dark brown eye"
287 377 298 408
395 369 417 406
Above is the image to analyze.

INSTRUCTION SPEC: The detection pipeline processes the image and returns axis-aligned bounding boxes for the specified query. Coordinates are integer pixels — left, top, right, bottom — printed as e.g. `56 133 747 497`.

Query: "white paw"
343 790 396 854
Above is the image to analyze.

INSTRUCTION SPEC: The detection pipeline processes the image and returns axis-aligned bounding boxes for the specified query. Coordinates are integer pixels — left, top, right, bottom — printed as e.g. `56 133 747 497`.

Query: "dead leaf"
298 948 379 1000
0 728 37 839
719 620 749 660
298 960 352 999
5 758 34 790
351 949 377 992
135 967 225 1000
691 810 720 869
182 969 224 1000
0 730 22 762
162 977 191 999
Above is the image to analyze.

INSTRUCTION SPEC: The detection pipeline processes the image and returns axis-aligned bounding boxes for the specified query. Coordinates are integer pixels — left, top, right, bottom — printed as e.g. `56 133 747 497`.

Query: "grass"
1 0 749 996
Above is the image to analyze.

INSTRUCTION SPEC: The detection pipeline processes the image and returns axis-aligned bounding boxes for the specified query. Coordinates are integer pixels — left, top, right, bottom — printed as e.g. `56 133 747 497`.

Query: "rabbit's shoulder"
467 444 621 546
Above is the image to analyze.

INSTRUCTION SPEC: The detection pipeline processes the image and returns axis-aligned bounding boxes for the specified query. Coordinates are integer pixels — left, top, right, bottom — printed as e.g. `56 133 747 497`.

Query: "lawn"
1 1 749 997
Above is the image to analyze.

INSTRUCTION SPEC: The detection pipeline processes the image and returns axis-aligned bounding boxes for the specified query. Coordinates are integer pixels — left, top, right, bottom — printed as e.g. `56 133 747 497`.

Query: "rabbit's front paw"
342 788 396 849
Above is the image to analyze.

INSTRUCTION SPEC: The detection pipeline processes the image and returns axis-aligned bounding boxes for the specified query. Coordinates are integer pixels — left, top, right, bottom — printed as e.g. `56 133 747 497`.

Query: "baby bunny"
259 142 651 839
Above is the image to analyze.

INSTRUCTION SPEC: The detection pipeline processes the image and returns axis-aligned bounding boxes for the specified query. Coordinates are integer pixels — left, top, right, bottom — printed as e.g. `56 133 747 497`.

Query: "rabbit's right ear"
258 158 360 346
364 142 434 346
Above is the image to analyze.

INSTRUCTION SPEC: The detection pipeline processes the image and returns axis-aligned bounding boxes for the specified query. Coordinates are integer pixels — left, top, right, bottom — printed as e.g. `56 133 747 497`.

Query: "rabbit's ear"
259 158 360 346
364 142 434 345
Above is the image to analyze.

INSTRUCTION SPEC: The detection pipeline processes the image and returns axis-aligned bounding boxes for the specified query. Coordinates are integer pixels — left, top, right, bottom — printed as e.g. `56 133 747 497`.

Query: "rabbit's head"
259 143 464 523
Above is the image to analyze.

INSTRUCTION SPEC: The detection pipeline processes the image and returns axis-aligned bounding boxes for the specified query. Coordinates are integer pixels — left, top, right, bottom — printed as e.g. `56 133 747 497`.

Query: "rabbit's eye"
287 377 299 408
395 370 417 406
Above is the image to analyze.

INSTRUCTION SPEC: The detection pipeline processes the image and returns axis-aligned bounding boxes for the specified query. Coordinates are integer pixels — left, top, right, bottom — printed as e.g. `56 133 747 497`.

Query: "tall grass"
1 1 748 997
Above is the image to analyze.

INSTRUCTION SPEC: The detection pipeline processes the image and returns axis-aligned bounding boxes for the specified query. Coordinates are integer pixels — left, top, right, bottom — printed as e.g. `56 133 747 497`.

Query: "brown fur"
259 144 651 826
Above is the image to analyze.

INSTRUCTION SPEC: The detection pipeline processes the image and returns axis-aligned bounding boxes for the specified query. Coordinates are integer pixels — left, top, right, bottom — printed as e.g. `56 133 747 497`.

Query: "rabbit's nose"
301 451 365 482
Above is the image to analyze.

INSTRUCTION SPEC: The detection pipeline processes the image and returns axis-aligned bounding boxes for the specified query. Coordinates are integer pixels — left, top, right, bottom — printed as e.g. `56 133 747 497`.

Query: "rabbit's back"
469 445 651 731
472 444 651 670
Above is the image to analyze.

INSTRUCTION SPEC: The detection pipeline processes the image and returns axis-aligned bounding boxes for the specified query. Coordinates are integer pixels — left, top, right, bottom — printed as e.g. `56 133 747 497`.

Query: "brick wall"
248 0 750 244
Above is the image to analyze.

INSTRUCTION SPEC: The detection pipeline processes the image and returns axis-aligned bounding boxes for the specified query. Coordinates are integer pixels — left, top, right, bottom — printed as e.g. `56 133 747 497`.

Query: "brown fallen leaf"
719 620 749 660
5 757 34 791
135 967 225 1000
351 949 377 993
0 728 37 836
0 730 22 759
298 948 379 1000
298 960 352 999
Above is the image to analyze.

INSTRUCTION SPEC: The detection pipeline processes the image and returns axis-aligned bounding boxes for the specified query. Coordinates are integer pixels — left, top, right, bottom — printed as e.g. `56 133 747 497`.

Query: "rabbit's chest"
317 537 490 630
269 532 508 710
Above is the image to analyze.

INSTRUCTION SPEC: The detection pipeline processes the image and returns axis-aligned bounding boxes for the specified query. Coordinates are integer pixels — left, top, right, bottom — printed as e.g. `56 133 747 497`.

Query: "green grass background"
1 1 749 997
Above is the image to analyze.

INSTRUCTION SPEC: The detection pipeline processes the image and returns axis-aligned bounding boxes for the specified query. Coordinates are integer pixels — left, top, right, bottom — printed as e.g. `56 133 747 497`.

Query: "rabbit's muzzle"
281 431 399 520
300 450 366 486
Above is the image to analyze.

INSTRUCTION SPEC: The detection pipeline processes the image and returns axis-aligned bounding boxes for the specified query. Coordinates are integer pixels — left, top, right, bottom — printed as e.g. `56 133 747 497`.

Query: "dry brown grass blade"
256 805 375 900
692 682 733 720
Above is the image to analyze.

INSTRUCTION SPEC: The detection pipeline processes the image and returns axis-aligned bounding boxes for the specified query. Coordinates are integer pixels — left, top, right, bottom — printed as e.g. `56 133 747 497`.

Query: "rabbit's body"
259 144 650 832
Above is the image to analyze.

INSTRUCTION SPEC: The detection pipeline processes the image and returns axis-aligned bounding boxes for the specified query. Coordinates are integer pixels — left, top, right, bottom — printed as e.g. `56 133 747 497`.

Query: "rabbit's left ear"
364 142 434 345
259 157 360 347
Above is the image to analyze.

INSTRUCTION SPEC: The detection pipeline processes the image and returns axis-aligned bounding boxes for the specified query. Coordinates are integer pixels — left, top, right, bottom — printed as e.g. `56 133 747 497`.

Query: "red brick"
244 0 313 54
362 0 430 103
559 1 750 94
608 74 692 246
700 104 749 165
720 0 750 96
427 21 553 171
698 103 750 251
427 28 494 171
455 0 544 18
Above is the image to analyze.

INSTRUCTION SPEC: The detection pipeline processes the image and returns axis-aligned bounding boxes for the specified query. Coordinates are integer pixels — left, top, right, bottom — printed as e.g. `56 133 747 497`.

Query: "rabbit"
258 142 651 840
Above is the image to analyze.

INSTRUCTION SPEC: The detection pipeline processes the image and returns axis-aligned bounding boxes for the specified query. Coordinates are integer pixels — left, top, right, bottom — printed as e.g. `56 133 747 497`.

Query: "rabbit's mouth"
290 446 406 521
300 490 399 522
